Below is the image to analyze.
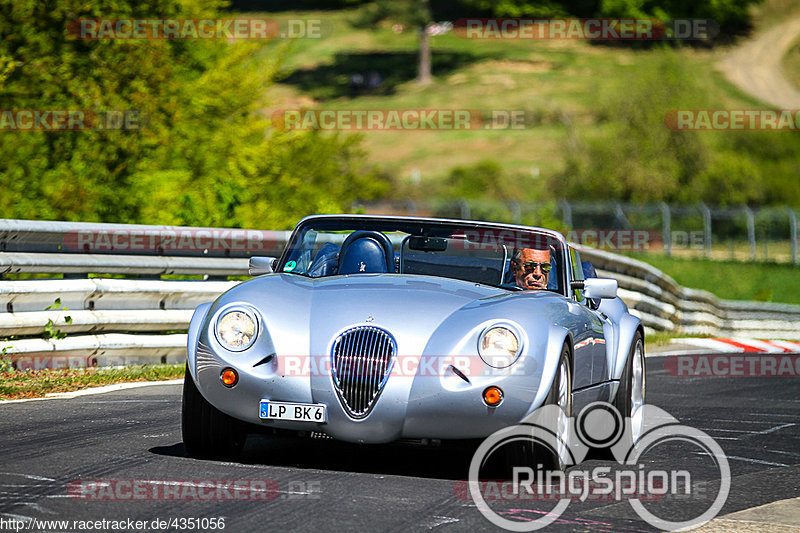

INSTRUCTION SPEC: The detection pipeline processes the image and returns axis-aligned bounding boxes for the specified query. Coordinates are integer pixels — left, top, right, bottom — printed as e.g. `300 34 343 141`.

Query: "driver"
511 247 551 290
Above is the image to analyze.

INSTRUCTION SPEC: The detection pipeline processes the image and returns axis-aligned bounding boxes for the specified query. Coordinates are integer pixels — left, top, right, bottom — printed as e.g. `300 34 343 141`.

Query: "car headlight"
478 326 520 368
215 307 258 351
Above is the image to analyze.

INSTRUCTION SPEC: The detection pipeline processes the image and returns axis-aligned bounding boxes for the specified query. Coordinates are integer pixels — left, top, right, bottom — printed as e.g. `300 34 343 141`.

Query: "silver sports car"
182 215 645 465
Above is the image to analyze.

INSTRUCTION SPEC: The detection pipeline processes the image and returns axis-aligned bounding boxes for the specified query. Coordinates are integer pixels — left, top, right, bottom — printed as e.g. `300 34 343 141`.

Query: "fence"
0 218 797 370
357 200 800 264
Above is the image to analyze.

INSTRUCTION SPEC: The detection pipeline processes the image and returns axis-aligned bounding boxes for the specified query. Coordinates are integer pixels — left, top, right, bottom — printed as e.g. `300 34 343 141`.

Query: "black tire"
503 343 573 474
181 366 247 459
614 332 646 447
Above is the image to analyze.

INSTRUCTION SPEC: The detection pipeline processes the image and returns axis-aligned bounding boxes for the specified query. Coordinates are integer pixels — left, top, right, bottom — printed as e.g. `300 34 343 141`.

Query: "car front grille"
331 325 396 418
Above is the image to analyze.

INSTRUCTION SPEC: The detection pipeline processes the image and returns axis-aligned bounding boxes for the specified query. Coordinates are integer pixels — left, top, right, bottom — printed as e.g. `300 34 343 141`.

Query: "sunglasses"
518 261 551 274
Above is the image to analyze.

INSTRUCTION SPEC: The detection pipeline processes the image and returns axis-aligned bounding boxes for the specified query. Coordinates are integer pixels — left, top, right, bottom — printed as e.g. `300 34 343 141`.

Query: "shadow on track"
150 435 477 480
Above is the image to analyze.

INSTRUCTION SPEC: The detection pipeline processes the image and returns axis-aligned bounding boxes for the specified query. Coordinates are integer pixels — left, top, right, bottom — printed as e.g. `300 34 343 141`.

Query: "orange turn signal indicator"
483 386 504 407
220 368 238 387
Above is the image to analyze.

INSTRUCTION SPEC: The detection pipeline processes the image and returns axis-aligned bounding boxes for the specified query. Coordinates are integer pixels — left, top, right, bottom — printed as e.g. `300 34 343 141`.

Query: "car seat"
337 231 394 274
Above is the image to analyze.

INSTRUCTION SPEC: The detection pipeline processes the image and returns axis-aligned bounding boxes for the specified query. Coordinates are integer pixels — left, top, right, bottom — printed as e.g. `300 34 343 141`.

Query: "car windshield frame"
276 215 569 294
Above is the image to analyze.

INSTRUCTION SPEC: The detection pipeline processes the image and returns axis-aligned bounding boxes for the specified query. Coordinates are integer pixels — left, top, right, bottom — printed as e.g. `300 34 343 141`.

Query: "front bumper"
193 347 544 444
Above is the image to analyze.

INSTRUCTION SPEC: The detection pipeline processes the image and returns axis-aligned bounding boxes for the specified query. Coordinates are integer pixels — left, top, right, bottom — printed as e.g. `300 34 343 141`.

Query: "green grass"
0 363 185 401
783 34 800 90
629 253 800 304
257 8 779 194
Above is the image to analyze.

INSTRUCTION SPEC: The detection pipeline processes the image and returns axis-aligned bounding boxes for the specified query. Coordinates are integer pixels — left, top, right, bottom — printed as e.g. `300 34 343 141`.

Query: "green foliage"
456 0 762 39
596 0 762 37
456 0 569 18
0 346 13 373
355 0 432 27
43 298 72 340
633 254 800 304
0 0 387 229
553 49 800 206
445 160 515 200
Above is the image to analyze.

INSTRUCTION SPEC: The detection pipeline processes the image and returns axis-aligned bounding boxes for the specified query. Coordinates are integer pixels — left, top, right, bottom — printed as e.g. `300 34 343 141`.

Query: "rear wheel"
181 367 246 459
615 332 646 446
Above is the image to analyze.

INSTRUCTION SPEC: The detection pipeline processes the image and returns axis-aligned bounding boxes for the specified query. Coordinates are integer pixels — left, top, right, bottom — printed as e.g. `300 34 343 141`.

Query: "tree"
360 0 434 85
0 0 388 227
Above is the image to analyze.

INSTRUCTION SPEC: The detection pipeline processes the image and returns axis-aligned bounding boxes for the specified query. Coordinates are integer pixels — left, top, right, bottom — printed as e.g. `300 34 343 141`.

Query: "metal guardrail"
0 218 798 370
358 200 800 264
579 247 800 339
0 219 289 276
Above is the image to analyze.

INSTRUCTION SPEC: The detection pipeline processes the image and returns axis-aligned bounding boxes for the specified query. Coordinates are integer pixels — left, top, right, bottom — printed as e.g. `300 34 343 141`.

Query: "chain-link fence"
354 200 800 264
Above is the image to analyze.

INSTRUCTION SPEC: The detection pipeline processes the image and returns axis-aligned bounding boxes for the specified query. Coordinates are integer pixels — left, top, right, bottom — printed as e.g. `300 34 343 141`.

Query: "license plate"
259 400 327 423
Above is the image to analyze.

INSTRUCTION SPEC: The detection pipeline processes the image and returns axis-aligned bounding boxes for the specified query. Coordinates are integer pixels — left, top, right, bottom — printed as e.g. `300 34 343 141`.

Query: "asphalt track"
0 355 798 533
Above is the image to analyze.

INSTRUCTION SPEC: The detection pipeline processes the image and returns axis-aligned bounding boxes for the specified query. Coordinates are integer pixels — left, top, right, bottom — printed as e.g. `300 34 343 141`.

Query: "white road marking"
16 502 55 514
425 516 460 530
769 449 800 457
697 428 753 433
0 513 32 522
753 423 796 435
724 455 789 467
0 473 55 482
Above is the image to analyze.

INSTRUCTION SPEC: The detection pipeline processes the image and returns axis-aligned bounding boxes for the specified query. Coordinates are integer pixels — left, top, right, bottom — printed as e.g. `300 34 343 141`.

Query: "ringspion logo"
468 403 730 531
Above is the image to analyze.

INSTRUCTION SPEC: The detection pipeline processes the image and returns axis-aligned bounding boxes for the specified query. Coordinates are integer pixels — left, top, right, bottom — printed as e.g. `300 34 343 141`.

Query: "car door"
569 247 607 387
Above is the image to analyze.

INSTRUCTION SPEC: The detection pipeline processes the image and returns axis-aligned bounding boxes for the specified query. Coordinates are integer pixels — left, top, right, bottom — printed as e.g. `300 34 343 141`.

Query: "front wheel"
503 344 573 473
542 344 573 471
615 332 646 446
181 367 246 459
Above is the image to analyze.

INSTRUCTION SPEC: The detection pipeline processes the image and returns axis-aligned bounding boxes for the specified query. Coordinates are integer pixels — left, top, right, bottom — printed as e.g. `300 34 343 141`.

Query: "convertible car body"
182 215 645 460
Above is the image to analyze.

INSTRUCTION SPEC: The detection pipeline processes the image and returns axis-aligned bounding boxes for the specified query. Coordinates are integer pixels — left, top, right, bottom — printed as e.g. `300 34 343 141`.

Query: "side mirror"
583 278 618 299
249 256 277 276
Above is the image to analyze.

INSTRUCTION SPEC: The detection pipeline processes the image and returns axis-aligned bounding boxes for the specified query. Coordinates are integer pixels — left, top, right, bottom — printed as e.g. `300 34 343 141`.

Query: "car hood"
215 273 508 356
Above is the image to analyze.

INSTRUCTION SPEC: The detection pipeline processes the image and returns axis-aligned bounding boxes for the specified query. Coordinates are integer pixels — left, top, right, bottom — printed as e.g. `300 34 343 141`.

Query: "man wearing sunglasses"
511 247 552 290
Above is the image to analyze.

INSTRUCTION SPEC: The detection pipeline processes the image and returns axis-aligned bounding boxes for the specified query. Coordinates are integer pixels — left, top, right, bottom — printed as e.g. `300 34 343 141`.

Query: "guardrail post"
744 206 756 261
699 203 712 259
509 201 521 224
558 199 572 228
613 202 630 229
789 208 798 266
660 202 671 257
459 199 470 220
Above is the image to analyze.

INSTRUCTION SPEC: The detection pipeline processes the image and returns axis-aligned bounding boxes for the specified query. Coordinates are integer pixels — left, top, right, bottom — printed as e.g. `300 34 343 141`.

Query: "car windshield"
278 217 566 293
